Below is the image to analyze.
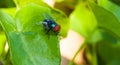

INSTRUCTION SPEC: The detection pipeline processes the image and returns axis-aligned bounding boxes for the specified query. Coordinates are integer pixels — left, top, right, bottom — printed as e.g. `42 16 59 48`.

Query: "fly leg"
46 27 52 39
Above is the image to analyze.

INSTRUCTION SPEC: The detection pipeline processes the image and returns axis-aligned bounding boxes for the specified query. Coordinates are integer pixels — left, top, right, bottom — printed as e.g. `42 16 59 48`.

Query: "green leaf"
2 8 16 17
90 3 120 65
0 0 15 8
98 0 120 22
13 0 69 37
55 0 64 2
88 29 103 44
0 10 16 32
0 0 16 17
70 2 97 38
98 0 109 6
86 28 120 65
55 0 79 8
110 0 120 6
61 0 79 8
0 3 61 65
0 25 2 31
84 27 120 65
0 32 6 56
91 3 120 38
107 60 120 65
13 0 49 8
97 40 120 65
54 0 78 16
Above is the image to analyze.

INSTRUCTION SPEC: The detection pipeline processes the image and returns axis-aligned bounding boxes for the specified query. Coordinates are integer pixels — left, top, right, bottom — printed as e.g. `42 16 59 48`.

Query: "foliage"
0 0 15 8
0 0 68 65
0 0 120 65
55 0 120 65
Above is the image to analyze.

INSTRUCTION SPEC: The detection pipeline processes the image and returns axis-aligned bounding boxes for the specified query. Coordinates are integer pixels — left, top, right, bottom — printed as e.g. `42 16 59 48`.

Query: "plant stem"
69 41 87 65
92 44 98 65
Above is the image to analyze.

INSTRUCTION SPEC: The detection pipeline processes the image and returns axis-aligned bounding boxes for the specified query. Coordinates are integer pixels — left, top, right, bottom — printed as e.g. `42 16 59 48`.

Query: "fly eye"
53 25 61 32
51 24 56 27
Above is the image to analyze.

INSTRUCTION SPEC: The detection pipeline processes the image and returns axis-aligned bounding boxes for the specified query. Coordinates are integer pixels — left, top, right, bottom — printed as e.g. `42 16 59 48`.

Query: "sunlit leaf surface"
0 3 61 65
70 2 97 38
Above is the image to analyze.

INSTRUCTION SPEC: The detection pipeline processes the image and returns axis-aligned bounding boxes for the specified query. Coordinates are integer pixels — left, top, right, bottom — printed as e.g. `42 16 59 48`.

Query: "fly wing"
42 22 50 30
43 13 55 22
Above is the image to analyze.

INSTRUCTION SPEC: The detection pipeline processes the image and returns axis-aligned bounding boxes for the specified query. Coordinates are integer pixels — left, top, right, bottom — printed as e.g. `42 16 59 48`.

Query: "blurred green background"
0 0 120 65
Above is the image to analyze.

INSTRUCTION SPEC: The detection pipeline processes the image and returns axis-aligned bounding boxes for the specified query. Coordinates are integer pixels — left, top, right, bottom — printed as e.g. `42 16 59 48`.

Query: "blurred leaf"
0 24 7 65
98 0 120 22
0 0 15 8
107 60 120 65
97 37 120 65
13 0 49 8
61 0 79 8
55 0 64 2
0 3 61 65
0 10 16 32
0 25 2 31
98 0 109 6
55 0 79 8
54 0 79 16
2 8 16 17
0 8 14 65
86 28 120 65
70 2 97 38
91 3 120 38
91 3 120 64
88 29 102 44
54 2 73 16
0 32 6 56
110 0 120 6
